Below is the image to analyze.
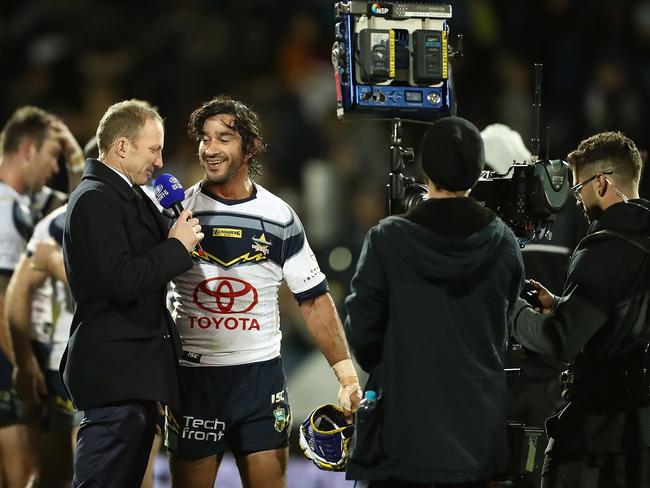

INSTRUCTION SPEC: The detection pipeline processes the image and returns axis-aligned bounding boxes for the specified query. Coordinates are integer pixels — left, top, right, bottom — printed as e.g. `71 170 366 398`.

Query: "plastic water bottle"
351 390 380 462
357 390 378 413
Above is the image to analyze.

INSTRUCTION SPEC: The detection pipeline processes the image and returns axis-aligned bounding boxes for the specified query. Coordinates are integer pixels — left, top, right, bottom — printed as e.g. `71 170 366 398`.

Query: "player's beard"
200 151 246 186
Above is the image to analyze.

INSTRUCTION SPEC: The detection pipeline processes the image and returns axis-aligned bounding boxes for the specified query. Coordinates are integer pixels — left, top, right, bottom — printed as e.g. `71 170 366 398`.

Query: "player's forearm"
8 308 35 367
0 274 16 363
6 297 35 367
8 328 34 367
301 293 362 413
0 300 15 364
0 323 14 365
300 293 352 366
5 260 46 366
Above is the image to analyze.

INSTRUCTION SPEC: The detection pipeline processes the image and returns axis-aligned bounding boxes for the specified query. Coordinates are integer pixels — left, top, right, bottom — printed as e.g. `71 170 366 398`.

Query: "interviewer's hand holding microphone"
169 210 204 252
154 173 204 253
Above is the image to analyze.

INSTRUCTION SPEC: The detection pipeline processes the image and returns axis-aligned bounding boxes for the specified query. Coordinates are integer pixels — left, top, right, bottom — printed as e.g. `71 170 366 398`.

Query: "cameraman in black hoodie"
344 116 525 488
511 131 650 488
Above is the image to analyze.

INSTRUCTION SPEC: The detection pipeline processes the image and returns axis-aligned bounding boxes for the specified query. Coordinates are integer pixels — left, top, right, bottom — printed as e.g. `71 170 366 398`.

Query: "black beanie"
419 116 485 191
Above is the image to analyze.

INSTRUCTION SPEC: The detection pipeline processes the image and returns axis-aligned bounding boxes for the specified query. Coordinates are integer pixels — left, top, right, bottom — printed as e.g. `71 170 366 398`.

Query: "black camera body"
394 158 572 241
471 159 572 241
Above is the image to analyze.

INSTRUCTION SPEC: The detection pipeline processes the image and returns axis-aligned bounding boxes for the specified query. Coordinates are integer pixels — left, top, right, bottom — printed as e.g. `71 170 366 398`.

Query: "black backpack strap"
574 230 650 339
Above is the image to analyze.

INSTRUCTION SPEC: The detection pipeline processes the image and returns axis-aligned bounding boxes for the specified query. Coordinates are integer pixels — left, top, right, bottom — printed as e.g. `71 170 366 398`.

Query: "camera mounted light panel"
333 1 456 119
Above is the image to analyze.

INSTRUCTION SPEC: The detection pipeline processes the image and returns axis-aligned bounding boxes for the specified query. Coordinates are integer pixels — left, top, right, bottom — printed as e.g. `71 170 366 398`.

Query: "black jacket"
512 199 650 452
345 197 524 483
61 160 192 409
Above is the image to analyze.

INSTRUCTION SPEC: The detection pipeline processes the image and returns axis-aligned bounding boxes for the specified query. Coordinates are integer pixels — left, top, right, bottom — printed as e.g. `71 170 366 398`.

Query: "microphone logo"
153 173 186 210
168 176 182 190
152 172 205 256
154 184 169 201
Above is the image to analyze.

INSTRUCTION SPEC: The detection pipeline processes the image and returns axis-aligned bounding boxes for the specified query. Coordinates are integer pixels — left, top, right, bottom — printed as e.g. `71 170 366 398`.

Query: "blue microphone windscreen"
153 173 185 209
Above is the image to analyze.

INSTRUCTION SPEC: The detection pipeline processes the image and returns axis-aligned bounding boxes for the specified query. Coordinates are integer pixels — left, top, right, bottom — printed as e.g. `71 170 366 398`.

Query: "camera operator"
345 116 525 488
510 131 650 488
482 123 587 488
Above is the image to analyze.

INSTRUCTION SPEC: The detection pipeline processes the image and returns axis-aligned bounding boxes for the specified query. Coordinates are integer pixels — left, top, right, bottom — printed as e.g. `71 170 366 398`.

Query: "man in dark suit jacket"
62 99 204 487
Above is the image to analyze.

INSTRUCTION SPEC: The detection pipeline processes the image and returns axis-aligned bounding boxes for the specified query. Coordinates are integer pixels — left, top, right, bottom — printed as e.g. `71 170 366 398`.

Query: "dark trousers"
73 401 156 488
541 450 650 488
368 480 489 488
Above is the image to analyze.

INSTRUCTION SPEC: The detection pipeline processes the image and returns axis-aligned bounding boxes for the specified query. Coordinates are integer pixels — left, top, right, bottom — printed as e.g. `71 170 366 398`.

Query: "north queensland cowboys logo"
251 233 271 256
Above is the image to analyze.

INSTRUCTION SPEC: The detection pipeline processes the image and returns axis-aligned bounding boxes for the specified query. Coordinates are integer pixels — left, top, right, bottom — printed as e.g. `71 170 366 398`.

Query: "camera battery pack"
358 29 393 82
504 422 546 477
412 30 447 83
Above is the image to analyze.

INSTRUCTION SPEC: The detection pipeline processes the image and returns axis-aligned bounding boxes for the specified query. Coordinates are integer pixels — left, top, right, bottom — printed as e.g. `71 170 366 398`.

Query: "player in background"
0 106 83 487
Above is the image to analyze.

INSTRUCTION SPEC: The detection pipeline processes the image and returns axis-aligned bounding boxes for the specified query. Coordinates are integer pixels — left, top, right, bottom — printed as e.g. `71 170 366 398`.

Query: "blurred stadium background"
1 0 648 486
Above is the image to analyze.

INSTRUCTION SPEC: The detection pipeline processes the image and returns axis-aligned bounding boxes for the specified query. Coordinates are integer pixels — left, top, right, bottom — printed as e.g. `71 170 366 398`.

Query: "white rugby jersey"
27 205 73 369
171 182 328 367
0 182 32 274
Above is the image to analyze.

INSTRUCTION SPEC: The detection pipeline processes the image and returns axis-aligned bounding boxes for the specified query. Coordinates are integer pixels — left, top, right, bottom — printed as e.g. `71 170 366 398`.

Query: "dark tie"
132 184 144 200
132 184 162 235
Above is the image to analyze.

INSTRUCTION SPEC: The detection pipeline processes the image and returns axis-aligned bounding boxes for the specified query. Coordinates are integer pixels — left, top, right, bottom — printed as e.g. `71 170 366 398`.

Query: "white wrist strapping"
332 359 357 383
332 359 361 411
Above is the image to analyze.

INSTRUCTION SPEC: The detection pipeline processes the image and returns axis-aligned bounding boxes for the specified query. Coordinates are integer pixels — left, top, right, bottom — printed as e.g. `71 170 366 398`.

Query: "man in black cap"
344 116 525 488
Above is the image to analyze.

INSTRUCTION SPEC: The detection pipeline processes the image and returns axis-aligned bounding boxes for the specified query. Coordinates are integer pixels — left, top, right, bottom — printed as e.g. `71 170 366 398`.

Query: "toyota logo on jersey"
193 277 258 314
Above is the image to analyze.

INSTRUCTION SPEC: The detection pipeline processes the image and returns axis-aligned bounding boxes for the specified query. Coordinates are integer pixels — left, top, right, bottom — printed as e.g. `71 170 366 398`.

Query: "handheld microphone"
153 173 205 256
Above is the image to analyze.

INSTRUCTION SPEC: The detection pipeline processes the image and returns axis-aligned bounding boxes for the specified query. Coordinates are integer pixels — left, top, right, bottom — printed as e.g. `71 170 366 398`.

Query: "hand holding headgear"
299 403 354 471
332 359 362 422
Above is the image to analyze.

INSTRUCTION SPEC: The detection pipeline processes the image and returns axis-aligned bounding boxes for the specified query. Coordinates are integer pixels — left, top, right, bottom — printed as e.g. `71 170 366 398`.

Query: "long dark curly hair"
188 96 266 178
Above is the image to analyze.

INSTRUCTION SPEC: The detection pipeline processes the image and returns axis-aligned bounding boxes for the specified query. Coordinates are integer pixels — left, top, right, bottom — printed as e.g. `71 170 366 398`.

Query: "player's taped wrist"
332 359 362 411
332 359 356 382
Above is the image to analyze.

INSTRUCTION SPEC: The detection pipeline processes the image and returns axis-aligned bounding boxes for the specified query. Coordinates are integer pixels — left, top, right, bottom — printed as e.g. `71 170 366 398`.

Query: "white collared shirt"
103 162 133 187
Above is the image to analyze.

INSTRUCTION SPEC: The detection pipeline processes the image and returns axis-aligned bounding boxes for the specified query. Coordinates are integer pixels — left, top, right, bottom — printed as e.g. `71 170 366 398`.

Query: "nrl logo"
273 406 290 433
251 233 271 256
